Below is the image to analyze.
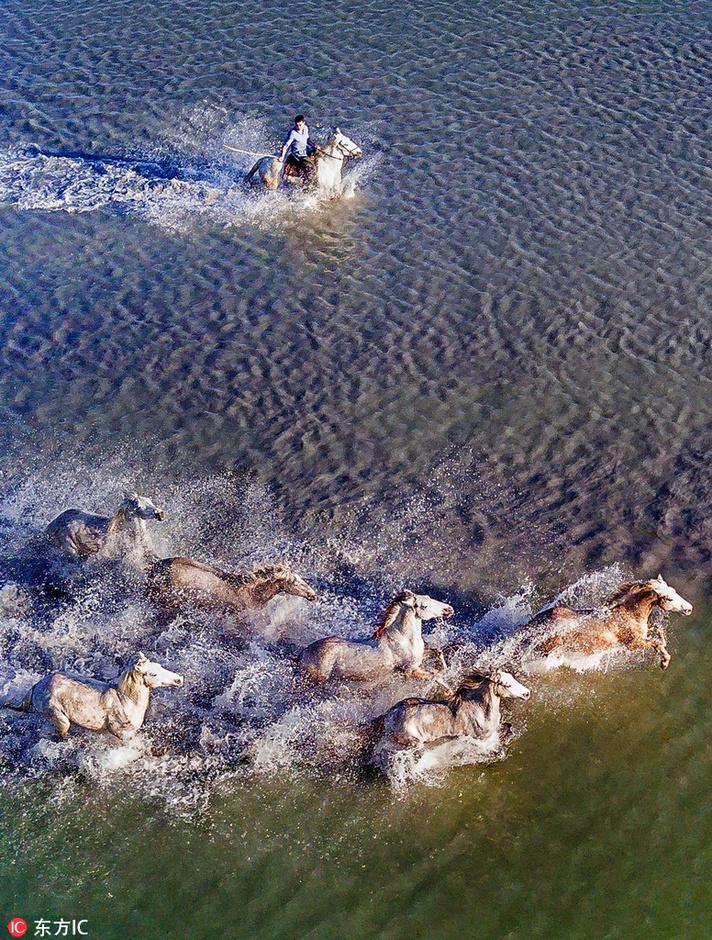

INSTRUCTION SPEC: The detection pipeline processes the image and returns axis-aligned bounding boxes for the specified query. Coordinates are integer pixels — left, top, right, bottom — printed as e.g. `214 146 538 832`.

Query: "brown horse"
146 557 317 621
519 575 692 670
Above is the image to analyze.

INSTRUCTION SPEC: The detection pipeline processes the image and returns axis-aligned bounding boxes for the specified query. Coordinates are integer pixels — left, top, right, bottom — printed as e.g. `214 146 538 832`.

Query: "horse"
518 575 693 670
3 652 183 741
43 490 164 563
244 128 363 195
297 589 453 683
370 670 531 773
146 557 317 622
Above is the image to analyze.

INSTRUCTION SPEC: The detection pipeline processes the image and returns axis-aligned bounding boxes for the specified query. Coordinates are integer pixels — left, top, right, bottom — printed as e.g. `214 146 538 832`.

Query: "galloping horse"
146 557 317 620
245 128 362 195
298 589 453 683
519 575 693 669
3 652 183 741
371 670 531 772
44 490 164 563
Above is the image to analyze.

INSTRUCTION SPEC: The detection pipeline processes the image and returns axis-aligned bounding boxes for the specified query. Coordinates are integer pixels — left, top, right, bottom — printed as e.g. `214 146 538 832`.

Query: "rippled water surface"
1 0 711 936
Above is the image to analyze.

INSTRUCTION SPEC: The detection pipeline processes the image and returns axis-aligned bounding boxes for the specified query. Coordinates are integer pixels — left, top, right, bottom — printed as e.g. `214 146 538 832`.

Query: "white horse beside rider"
244 128 363 196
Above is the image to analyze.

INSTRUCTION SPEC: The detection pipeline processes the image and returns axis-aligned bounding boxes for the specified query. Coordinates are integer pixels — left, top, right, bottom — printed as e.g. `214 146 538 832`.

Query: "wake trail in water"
0 136 380 232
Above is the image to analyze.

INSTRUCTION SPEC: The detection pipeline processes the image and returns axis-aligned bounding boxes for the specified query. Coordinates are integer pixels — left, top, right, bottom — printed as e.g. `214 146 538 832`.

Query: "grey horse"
3 652 183 741
371 670 531 773
298 590 453 683
44 490 164 562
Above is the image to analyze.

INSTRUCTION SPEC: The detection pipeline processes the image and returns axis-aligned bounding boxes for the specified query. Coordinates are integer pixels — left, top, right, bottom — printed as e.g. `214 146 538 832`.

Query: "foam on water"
0 458 672 807
0 109 380 231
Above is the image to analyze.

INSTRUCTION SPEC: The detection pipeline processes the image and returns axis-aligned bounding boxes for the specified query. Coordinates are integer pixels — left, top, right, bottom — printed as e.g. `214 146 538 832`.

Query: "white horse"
44 490 164 563
244 128 363 195
3 652 183 741
371 670 531 774
297 589 453 683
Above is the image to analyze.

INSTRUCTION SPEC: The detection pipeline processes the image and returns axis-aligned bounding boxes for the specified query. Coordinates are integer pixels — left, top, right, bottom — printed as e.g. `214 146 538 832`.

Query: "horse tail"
244 160 262 183
2 688 33 712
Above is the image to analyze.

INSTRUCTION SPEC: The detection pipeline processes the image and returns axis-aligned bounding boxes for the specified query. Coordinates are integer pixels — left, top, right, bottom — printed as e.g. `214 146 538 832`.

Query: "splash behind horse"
520 575 693 669
298 589 453 683
147 557 317 620
44 490 164 563
3 652 183 741
244 128 362 195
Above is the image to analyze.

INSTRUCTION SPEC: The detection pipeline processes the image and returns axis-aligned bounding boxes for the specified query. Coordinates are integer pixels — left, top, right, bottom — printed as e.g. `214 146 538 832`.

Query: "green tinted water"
5 607 710 939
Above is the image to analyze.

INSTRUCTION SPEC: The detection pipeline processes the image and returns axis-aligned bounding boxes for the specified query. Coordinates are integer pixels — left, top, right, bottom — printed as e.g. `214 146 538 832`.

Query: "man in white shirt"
279 114 317 183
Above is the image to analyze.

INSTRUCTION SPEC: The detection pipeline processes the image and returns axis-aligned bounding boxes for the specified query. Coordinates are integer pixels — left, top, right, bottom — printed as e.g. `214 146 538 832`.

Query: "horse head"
490 670 531 700
281 566 318 601
452 669 531 706
331 128 363 159
410 592 454 622
133 651 184 688
122 490 165 521
249 562 317 602
649 575 693 616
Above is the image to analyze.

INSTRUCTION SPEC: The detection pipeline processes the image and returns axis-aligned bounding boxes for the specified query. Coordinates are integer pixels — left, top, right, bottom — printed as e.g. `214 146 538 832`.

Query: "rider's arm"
279 130 296 162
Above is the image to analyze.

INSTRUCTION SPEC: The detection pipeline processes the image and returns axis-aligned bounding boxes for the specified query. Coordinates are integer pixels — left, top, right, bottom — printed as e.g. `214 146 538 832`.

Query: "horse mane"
373 592 411 639
448 671 492 710
116 664 144 699
224 561 293 588
607 580 656 606
107 502 130 536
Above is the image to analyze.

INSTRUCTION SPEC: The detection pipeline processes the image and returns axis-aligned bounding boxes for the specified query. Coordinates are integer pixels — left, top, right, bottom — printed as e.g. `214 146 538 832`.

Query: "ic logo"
7 920 27 938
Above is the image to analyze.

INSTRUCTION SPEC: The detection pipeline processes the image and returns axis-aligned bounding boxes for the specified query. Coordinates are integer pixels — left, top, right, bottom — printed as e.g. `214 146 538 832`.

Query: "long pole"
225 145 279 160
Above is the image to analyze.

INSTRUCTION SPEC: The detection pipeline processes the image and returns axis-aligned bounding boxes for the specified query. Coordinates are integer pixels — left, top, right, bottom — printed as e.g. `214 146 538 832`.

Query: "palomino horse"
371 670 531 772
519 575 693 669
3 652 183 741
44 490 164 562
298 589 453 683
245 128 363 195
146 557 317 619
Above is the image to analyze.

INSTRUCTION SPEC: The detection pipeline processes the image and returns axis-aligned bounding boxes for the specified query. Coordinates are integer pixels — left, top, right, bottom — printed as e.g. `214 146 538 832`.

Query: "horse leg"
49 707 71 740
405 668 433 681
648 628 671 670
108 717 136 741
625 632 671 670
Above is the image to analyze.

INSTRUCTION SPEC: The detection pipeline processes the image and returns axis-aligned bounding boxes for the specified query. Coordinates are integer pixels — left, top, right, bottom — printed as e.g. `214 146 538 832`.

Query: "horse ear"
136 652 149 666
401 589 416 604
335 127 341 135
123 489 138 501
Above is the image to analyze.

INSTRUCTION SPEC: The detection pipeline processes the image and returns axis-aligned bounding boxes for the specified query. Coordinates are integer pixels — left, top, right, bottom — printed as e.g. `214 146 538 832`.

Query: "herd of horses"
2 491 695 776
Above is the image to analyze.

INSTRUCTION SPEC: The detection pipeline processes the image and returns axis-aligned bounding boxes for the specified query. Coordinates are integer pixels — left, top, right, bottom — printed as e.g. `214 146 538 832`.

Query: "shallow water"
1 0 711 936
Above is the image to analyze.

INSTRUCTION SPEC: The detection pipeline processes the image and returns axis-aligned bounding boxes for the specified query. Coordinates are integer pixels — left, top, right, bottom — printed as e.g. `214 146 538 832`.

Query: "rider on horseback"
279 114 317 183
